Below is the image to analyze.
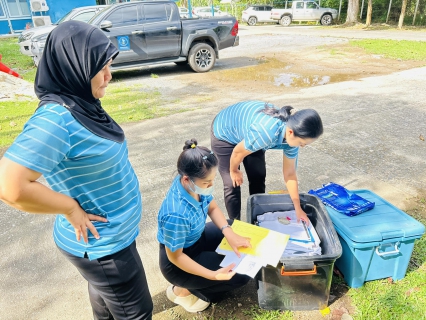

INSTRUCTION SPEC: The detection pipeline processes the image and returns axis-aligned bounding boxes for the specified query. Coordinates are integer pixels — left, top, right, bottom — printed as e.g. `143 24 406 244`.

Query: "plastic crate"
245 193 342 311
326 190 425 288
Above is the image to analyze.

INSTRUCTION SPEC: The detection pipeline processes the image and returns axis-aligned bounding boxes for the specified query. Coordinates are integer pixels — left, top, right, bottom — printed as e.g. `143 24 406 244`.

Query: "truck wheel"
247 16 257 26
188 43 216 73
280 15 292 27
320 14 332 26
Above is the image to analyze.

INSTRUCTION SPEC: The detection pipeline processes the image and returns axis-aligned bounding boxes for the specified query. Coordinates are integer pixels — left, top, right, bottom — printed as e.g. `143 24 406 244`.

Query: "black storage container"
245 193 342 311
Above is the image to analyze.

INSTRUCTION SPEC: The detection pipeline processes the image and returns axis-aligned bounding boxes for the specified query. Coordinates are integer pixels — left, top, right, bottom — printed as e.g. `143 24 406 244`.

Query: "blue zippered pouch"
308 182 375 216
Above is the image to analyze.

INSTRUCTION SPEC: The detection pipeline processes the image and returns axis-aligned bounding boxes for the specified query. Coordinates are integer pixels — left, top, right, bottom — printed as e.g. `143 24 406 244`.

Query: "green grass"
350 39 426 60
101 84 181 124
0 38 37 81
0 99 37 147
242 305 293 320
0 84 191 148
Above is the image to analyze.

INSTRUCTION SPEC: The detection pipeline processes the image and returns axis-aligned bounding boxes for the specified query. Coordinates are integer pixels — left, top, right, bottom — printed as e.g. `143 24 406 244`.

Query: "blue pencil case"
308 182 375 216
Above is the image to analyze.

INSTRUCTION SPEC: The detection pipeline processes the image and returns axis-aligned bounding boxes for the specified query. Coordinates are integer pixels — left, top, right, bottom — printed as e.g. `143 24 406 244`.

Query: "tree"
346 0 360 23
398 0 408 29
366 0 373 26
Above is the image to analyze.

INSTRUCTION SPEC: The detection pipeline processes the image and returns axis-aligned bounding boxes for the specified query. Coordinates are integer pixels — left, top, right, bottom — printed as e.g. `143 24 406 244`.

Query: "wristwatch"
221 224 232 233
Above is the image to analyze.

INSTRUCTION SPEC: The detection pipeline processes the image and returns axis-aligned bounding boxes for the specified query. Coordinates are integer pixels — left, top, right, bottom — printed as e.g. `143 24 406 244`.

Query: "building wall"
43 0 96 24
0 0 96 35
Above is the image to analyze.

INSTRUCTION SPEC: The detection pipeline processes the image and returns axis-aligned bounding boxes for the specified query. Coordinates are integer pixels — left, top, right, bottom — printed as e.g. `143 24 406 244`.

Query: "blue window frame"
0 2 5 17
6 0 30 17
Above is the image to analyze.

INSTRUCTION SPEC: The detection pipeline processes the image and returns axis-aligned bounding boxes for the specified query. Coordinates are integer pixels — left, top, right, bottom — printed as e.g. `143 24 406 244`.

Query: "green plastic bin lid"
325 189 425 243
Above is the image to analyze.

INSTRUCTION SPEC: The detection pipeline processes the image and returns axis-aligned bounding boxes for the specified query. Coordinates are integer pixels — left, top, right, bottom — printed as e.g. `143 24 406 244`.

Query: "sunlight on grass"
0 38 37 82
0 84 190 148
0 99 37 147
348 267 426 320
101 84 186 124
242 305 293 320
350 39 426 61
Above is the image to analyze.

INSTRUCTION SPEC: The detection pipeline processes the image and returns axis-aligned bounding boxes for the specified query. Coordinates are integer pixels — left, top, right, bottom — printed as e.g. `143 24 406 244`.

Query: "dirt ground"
1 30 425 320
145 41 425 320
0 72 35 101
172 43 425 97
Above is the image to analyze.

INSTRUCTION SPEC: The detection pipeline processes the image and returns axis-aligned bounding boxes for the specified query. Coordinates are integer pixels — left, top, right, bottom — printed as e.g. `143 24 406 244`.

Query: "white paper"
258 210 322 257
219 251 246 268
234 255 265 278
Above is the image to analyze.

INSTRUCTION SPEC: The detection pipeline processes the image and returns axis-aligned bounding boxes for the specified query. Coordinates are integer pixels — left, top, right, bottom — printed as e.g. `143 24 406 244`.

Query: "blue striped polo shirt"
157 176 213 252
213 100 299 159
5 104 142 260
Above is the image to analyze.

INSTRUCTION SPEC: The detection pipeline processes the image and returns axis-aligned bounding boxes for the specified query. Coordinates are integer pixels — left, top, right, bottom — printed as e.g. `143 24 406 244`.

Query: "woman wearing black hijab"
0 21 153 319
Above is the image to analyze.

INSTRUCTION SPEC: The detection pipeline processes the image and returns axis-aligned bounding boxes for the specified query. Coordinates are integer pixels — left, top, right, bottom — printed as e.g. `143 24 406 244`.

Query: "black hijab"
34 21 124 143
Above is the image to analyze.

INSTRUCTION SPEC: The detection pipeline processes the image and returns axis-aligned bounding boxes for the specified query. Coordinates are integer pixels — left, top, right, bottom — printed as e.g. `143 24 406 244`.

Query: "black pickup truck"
31 1 239 73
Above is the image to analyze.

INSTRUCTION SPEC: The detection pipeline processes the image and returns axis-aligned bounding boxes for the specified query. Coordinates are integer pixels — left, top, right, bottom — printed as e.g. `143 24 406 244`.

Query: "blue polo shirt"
5 104 142 260
212 100 299 159
157 176 213 252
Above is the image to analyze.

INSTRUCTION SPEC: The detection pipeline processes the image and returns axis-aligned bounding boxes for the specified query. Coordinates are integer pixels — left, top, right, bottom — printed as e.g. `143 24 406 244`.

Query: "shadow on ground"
110 56 259 82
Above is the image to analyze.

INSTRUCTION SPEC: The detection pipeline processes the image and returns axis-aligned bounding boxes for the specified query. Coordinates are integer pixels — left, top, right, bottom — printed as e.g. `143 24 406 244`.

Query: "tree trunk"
398 0 408 29
413 0 420 25
346 0 360 24
366 0 373 26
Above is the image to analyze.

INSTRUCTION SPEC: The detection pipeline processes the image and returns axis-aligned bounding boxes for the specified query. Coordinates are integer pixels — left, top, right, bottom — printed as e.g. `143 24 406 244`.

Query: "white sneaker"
166 285 210 313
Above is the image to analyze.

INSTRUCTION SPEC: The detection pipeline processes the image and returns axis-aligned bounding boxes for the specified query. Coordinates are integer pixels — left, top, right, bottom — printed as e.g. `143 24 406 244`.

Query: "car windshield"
87 6 110 24
55 10 73 24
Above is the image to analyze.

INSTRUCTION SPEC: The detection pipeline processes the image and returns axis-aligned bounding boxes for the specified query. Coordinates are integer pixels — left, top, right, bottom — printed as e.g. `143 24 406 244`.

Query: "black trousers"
159 221 250 303
211 130 266 220
59 241 153 320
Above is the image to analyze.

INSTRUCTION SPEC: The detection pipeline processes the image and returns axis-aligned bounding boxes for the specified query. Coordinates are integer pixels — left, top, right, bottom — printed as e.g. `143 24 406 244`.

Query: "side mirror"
100 20 112 30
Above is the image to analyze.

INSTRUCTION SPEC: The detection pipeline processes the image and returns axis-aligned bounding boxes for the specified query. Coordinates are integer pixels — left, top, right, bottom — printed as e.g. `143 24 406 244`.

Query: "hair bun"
183 138 198 150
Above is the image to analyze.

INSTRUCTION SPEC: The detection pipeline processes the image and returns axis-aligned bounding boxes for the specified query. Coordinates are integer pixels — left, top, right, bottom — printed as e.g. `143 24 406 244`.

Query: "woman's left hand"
224 229 251 258
295 208 309 226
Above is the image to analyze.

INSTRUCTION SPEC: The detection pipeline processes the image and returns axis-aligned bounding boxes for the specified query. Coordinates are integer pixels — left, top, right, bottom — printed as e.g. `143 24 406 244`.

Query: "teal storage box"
325 190 425 288
245 193 342 311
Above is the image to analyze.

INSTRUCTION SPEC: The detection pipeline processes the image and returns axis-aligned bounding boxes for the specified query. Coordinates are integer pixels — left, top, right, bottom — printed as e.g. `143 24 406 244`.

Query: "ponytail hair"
177 138 218 179
260 103 323 139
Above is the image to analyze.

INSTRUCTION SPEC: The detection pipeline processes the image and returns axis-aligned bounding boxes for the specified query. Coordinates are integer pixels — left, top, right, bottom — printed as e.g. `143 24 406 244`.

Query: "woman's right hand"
65 206 108 244
213 263 236 280
230 169 244 188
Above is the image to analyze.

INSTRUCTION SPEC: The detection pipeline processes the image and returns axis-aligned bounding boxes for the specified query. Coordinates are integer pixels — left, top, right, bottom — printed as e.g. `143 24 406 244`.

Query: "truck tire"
280 15 292 27
188 43 216 73
320 14 333 26
247 16 257 26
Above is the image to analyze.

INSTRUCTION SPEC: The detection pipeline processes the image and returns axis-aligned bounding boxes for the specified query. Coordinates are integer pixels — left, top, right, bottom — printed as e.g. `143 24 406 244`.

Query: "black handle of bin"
282 262 315 271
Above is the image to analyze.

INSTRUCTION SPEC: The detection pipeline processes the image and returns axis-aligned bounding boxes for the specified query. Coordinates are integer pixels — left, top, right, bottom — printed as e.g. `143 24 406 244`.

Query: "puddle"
209 56 356 88
274 74 331 87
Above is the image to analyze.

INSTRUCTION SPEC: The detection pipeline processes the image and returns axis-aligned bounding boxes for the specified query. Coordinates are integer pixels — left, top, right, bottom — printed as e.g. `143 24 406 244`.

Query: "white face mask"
189 180 214 196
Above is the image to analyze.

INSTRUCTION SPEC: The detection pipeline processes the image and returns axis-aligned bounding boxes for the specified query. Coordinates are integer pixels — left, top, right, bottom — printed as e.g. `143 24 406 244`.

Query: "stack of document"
216 220 290 278
257 210 322 257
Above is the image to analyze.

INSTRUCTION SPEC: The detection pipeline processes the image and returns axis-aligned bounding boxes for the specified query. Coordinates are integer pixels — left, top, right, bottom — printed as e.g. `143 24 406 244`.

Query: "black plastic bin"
245 193 342 311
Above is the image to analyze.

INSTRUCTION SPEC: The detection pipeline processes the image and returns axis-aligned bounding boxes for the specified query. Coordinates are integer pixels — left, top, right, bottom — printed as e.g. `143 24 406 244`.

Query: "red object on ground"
0 54 22 78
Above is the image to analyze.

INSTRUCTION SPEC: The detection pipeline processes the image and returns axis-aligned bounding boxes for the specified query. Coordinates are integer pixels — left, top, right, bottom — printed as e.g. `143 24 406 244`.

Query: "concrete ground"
0 26 425 319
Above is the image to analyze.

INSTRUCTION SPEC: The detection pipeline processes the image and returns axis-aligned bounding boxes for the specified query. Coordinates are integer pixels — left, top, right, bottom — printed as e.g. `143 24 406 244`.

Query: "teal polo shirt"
157 175 213 252
212 100 299 159
5 104 142 260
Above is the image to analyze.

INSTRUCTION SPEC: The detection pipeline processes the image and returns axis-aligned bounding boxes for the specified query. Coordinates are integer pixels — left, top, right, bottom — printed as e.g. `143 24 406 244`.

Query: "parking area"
1 26 425 319
109 25 425 110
